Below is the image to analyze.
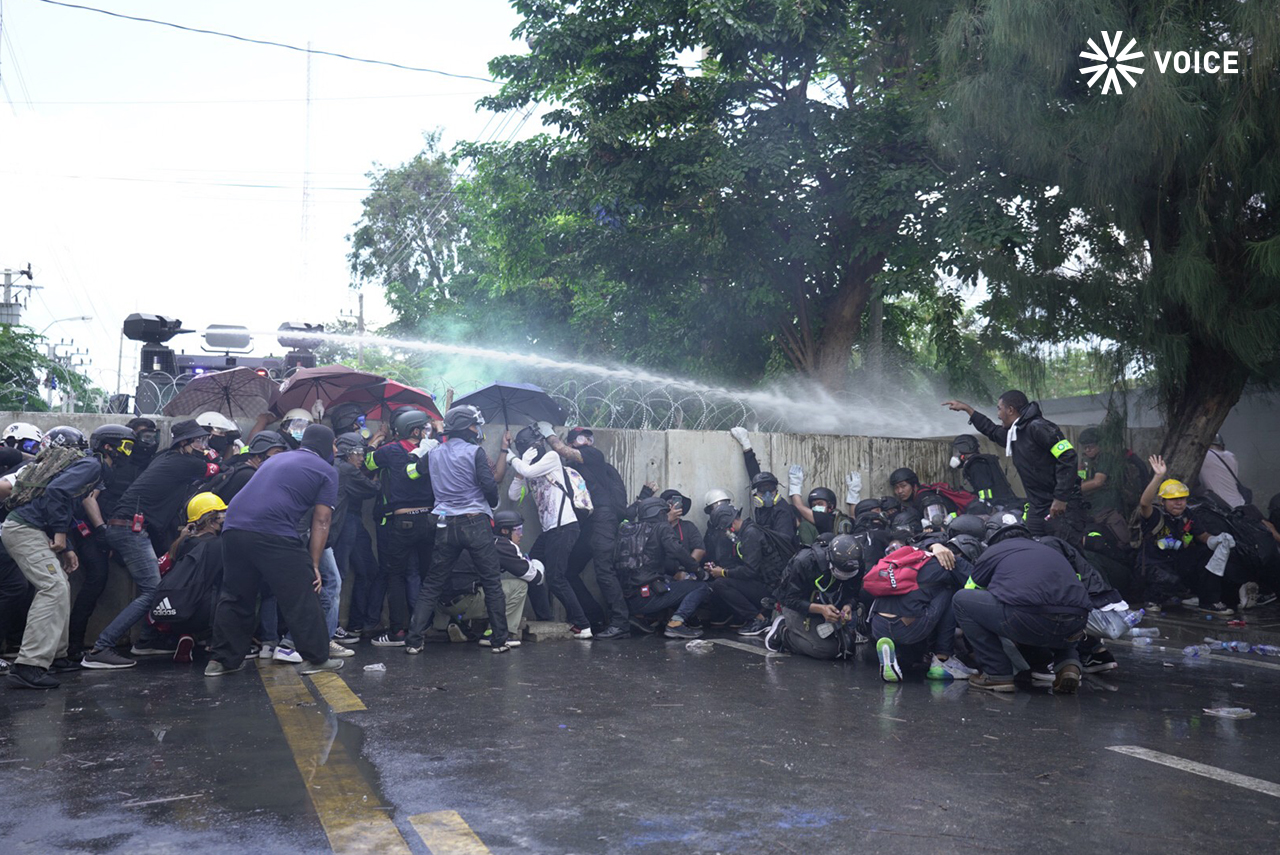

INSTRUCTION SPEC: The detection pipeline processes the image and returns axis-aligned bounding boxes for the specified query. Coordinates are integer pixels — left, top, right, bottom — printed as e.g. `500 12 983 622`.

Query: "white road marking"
1108 746 1280 798
707 638 785 657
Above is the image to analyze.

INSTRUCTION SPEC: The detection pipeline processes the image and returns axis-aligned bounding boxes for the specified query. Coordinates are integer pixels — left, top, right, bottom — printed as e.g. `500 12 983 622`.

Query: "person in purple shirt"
205 425 345 676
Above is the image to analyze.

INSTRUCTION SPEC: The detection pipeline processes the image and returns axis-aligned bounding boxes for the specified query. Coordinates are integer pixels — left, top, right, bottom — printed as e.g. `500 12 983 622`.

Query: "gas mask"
207 434 232 456
753 489 779 509
133 431 158 461
949 455 962 470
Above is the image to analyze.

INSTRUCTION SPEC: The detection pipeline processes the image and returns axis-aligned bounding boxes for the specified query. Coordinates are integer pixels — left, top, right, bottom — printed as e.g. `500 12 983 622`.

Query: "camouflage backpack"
4 445 86 511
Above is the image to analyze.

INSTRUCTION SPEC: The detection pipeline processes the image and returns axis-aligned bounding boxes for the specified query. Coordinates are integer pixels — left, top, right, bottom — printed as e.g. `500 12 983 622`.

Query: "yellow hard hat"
1158 479 1190 500
186 492 228 524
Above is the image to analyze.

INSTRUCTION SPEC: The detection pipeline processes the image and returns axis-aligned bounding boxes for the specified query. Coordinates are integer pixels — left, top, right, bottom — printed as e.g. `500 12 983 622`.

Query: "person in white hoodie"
507 425 593 638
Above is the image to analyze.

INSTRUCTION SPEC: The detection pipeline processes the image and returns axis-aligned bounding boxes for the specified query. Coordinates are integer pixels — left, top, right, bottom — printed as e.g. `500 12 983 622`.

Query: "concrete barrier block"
524 621 572 642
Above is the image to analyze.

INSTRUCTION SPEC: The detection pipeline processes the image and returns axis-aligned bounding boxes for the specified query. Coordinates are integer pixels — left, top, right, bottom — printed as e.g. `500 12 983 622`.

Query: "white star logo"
1080 31 1145 94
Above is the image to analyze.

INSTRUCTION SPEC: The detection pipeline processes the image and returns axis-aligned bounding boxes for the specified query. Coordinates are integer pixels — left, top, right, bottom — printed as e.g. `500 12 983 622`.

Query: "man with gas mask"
82 419 221 670
365 408 438 647
196 412 241 463
950 435 1019 510
728 427 799 545
403 405 511 655
765 534 864 659
126 418 160 471
508 425 594 638
704 504 787 636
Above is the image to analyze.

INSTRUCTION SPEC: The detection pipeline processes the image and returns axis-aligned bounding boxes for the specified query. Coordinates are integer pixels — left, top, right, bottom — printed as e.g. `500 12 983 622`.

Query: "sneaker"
1081 648 1119 673
173 636 195 664
331 627 353 642
1053 663 1082 694
245 643 262 659
0 659 8 676
1239 582 1260 611
258 644 276 660
926 655 975 681
49 657 83 674
663 622 702 640
1197 601 1234 616
876 638 902 683
1179 596 1199 608
595 625 630 640
405 645 423 654
129 643 176 657
299 658 346 675
570 625 594 640
1257 591 1278 607
203 659 246 677
489 643 511 654
329 641 355 659
8 663 59 689
854 630 871 645
81 647 137 670
273 647 303 664
737 617 770 637
968 673 1015 692
447 623 469 644
371 631 407 647
629 616 657 635
763 613 787 652
1030 665 1055 686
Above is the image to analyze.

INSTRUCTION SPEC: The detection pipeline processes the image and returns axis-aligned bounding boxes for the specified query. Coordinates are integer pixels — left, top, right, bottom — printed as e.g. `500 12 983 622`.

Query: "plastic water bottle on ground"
363 663 387 671
685 640 715 654
1124 609 1146 627
1131 637 1154 647
1251 644 1280 657
1182 644 1212 658
1129 627 1159 638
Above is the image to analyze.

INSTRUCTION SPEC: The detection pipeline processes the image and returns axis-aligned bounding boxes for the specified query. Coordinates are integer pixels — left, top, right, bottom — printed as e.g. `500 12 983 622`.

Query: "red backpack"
862 545 932 597
919 482 977 512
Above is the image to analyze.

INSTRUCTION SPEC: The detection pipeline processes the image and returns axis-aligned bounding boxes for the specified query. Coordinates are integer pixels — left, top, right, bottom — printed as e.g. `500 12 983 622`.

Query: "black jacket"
743 449 799 543
778 543 859 615
619 518 698 590
969 401 1081 508
725 518 787 589
959 453 1019 505
969 538 1091 615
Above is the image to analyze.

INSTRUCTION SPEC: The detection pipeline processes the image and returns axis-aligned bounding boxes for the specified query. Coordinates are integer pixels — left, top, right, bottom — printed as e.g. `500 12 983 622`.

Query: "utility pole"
1 264 35 326
357 291 365 368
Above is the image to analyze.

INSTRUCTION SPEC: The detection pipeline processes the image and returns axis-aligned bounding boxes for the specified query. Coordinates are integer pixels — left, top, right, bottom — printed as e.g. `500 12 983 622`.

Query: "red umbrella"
271 364 385 418
330 379 442 421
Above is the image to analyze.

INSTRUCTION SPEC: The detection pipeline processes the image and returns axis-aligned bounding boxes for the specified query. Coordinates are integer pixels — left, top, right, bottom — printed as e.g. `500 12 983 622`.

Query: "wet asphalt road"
2 635 1279 854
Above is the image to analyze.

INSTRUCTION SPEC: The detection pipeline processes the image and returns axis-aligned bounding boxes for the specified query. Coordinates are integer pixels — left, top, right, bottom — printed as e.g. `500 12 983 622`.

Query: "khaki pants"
432 577 528 637
1 518 71 669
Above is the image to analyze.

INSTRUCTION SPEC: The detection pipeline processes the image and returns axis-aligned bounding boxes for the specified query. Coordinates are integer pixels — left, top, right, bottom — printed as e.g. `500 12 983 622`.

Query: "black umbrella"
452 382 566 427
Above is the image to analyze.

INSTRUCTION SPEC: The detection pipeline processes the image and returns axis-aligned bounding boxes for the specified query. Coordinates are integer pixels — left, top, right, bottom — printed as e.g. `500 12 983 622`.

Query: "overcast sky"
1 0 530 399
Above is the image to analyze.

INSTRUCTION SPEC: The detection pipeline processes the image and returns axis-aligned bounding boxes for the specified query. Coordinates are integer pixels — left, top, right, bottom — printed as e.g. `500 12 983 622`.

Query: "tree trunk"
811 255 884 389
1159 337 1248 488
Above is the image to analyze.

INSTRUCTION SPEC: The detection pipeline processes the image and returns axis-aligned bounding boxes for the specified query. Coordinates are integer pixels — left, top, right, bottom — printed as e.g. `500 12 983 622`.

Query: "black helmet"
442 404 485 434
247 430 288 456
952 435 980 456
708 503 740 531
391 408 431 438
807 487 838 509
90 424 134 456
328 401 366 434
889 467 919 487
659 489 692 516
494 510 523 531
637 496 669 522
985 511 1030 546
947 534 984 562
946 514 986 540
891 509 923 536
1078 427 1101 446
334 431 366 457
514 425 542 457
880 496 903 514
44 425 87 450
853 498 882 517
967 500 993 517
827 534 863 581
751 471 779 491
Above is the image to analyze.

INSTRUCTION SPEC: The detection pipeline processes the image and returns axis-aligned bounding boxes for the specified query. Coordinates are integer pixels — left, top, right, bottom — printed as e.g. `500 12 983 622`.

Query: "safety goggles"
512 525 524 536
5 437 41 455
117 438 134 456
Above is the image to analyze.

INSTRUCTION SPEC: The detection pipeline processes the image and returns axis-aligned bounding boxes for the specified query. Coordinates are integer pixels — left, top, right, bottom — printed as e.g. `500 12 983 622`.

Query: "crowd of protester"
1 389 1276 694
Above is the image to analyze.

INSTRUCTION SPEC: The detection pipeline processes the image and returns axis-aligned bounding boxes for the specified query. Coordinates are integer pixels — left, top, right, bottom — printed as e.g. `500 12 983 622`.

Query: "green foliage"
0 324 104 413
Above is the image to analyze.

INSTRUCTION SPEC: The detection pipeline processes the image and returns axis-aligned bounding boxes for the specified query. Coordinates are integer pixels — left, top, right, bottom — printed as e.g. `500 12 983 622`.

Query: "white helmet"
702 488 734 514
281 408 314 424
3 422 44 455
195 411 239 435
281 407 314 443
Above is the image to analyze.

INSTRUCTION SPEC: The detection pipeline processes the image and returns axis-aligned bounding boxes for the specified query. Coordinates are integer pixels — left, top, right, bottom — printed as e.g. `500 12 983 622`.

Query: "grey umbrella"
162 367 280 418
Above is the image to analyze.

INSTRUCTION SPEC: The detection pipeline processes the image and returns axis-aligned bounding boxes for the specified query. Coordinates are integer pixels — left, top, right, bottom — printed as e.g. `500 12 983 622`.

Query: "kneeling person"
617 497 709 639
767 535 863 660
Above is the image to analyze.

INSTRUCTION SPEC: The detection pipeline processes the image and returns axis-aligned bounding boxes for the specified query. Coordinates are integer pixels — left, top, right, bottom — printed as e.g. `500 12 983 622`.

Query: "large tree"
919 0 1280 480
474 0 943 389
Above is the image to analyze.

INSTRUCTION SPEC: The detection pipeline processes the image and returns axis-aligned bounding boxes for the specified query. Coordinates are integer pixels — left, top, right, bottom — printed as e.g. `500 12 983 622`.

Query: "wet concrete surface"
3 634 1279 854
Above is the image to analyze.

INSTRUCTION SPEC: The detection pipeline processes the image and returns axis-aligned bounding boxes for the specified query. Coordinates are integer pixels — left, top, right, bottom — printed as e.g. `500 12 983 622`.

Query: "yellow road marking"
408 810 493 855
258 663 411 854
306 671 367 713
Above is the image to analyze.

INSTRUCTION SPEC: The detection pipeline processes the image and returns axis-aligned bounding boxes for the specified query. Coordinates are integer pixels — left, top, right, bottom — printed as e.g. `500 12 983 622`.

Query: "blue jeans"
318 547 341 638
94 526 161 650
951 588 1086 679
626 579 711 624
870 587 956 657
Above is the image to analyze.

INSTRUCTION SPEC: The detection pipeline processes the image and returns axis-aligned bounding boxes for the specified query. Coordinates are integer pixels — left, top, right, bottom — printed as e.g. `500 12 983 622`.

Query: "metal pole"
357 292 365 368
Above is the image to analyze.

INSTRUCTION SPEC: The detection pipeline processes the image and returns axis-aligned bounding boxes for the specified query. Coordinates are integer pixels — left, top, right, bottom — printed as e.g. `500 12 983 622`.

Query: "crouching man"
765 534 863 659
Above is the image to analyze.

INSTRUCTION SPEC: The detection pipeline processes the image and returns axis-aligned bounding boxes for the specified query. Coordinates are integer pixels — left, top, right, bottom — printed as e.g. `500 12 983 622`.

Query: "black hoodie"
969 401 1081 508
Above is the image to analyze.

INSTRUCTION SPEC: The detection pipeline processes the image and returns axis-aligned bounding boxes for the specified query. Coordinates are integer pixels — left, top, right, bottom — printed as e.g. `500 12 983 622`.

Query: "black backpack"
1191 495 1276 572
614 519 657 582
149 537 223 633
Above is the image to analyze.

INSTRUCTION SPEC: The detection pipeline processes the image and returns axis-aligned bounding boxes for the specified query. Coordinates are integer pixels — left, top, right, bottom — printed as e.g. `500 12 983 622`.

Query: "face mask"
208 435 231 455
753 490 778 509
812 511 835 534
291 429 305 442
949 455 962 469
134 433 158 458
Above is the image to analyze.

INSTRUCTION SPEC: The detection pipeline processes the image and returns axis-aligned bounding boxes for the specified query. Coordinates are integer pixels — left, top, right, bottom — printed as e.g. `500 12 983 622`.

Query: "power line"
35 0 500 82
13 91 491 105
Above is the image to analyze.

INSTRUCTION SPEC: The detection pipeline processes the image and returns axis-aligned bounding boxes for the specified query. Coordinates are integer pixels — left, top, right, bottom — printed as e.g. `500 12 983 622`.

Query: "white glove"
521 446 539 464
521 558 545 585
411 437 439 459
506 447 518 465
787 465 804 497
729 426 751 451
536 420 556 439
845 471 862 505
1207 533 1236 550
